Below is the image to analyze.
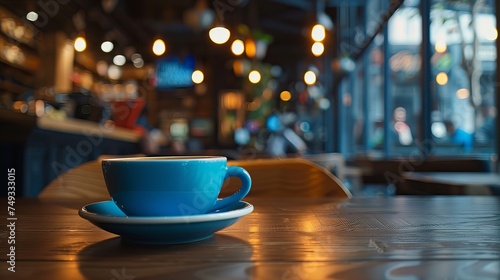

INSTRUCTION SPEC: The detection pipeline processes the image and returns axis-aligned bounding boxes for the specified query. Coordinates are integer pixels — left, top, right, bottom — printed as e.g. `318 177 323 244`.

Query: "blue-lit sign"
156 55 196 89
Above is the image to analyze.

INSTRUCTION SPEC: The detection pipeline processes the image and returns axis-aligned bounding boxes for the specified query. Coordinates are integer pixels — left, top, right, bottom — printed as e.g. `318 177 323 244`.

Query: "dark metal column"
420 0 433 156
324 53 335 153
495 0 499 170
382 23 391 157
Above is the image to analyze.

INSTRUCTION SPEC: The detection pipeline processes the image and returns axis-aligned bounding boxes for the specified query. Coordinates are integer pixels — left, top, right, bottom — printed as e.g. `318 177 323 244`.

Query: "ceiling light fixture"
113 55 126 66
311 24 326 42
248 70 261 84
209 26 230 44
101 41 114 53
192 70 204 84
152 39 166 56
74 36 86 52
311 42 324 56
231 39 244 55
26 11 38 22
304 71 317 85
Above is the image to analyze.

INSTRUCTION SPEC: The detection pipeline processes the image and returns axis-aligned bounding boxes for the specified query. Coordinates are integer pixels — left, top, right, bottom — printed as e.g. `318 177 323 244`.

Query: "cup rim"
102 156 227 162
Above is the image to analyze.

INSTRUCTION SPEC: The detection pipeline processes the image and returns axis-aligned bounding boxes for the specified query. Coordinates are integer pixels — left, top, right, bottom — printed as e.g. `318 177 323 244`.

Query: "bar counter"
1 111 143 197
37 116 143 143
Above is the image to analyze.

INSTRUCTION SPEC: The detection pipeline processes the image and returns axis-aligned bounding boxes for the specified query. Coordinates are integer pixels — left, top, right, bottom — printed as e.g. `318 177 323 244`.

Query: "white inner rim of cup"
103 156 226 162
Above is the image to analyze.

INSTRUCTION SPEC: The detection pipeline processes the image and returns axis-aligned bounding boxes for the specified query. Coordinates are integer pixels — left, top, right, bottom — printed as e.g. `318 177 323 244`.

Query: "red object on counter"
109 99 145 129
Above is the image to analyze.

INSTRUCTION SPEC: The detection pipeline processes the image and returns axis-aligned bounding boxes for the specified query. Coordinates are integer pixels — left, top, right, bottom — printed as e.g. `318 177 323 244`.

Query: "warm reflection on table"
1 196 499 279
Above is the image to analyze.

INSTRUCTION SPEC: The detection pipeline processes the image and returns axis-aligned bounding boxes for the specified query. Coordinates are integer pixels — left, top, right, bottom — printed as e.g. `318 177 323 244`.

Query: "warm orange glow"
233 60 244 76
262 88 273 100
436 72 448 85
245 38 256 58
247 98 262 111
435 39 447 53
35 100 45 117
456 88 469 99
280 90 291 101
485 27 498 41
12 101 22 110
222 92 243 110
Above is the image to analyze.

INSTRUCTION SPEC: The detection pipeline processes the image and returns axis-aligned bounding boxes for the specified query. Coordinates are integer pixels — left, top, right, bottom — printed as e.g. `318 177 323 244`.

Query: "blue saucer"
79 200 253 244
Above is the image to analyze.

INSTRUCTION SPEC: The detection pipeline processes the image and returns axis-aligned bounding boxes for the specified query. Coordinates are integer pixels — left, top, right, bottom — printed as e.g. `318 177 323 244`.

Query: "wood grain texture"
0 196 499 279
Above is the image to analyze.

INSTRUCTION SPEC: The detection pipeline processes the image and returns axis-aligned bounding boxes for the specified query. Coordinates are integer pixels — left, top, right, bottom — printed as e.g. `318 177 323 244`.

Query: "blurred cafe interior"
0 0 499 197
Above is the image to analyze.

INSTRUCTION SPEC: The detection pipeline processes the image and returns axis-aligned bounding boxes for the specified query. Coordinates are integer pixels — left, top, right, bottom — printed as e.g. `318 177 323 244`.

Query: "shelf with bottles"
0 7 38 48
0 61 37 113
0 7 40 74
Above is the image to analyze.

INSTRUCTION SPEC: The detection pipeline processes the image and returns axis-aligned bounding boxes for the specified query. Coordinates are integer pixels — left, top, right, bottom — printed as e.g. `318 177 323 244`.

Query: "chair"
38 156 112 200
225 158 352 198
300 153 345 181
39 157 352 200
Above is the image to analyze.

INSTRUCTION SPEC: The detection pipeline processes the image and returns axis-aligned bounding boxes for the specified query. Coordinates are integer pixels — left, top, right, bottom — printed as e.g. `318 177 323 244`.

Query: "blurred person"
136 106 162 155
444 119 473 152
476 105 496 144
265 113 307 157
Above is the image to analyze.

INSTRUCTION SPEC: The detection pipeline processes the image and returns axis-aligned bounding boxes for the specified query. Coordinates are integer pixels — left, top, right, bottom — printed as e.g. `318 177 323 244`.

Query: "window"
339 0 496 158
430 0 496 154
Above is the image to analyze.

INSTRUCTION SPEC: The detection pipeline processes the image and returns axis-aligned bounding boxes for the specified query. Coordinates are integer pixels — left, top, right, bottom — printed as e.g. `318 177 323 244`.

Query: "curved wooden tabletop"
0 196 499 279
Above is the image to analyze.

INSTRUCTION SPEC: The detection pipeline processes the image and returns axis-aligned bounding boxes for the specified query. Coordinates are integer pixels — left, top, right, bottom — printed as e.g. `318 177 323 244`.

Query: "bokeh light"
311 42 324 56
248 70 261 84
436 72 448 86
280 90 291 101
231 39 244 55
304 71 316 85
74 37 86 52
152 39 166 56
209 27 230 44
192 70 204 84
311 24 326 41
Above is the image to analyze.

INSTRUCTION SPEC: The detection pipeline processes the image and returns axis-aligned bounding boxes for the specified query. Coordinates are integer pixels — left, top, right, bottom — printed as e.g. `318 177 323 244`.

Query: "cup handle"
210 166 252 212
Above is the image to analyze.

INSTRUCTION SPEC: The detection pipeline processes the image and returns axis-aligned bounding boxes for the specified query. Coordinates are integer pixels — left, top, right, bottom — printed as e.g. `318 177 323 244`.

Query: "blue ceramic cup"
102 156 251 217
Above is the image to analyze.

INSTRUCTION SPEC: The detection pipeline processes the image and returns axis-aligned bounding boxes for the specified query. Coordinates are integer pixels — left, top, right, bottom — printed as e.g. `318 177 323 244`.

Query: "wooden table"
399 172 500 195
1 196 500 279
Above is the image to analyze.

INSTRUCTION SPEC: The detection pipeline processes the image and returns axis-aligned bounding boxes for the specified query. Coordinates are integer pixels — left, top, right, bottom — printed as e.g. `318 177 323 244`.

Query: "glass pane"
367 42 385 151
387 3 422 154
430 0 496 154
344 0 385 155
339 65 363 155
